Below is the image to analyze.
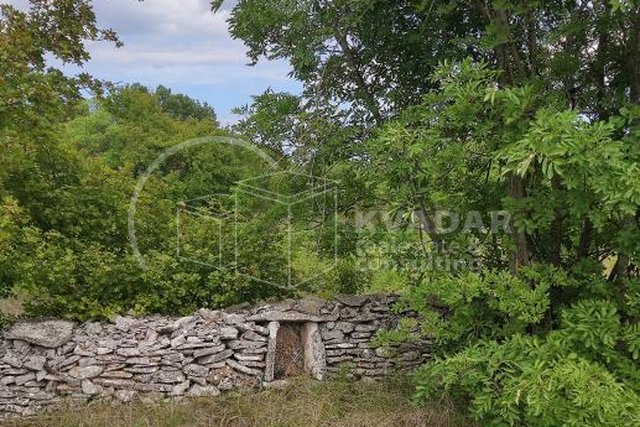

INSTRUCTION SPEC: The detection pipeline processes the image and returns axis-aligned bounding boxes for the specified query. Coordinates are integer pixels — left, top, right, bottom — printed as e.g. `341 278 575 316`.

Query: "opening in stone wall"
273 323 305 379
271 321 325 380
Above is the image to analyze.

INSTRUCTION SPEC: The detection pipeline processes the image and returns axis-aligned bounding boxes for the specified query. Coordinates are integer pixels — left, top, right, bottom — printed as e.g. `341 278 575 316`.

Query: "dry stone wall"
0 294 431 418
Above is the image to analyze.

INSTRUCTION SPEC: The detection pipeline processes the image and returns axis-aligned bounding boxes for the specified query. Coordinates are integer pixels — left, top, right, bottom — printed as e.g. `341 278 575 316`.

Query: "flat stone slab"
292 296 328 315
4 320 75 348
335 295 369 307
246 310 325 323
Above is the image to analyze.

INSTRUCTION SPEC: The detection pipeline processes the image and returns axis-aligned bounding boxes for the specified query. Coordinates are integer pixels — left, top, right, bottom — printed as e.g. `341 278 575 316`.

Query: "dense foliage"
222 0 640 424
0 1 327 319
2 0 640 424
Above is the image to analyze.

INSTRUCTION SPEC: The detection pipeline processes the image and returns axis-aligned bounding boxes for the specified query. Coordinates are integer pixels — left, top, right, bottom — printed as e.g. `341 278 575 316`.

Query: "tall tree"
0 0 120 133
214 0 478 125
155 85 218 123
0 0 120 302
219 0 640 272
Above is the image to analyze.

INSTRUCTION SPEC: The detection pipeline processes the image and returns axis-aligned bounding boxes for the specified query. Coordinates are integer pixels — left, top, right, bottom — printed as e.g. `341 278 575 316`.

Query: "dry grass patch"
0 293 26 318
3 376 472 427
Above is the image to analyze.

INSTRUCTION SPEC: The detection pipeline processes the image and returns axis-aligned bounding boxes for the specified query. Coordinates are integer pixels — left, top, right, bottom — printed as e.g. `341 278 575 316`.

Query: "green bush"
416 332 640 426
370 60 640 425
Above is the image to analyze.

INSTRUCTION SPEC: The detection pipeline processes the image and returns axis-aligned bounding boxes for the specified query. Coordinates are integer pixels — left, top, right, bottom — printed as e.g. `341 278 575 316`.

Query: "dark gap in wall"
274 323 304 379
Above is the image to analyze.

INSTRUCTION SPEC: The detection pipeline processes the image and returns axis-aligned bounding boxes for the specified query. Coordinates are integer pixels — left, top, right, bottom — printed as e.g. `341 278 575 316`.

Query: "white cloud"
89 45 244 67
6 0 300 124
94 0 232 39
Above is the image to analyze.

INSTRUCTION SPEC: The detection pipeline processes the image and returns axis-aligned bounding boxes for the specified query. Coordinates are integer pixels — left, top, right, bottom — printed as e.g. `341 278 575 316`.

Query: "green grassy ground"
2 377 472 427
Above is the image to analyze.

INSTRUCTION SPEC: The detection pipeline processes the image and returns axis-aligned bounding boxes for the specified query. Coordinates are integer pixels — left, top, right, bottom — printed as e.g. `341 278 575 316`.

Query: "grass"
3 376 472 427
0 293 26 318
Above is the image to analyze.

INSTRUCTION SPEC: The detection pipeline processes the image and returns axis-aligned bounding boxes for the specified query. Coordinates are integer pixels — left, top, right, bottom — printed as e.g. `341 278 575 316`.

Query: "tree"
232 89 302 157
10 84 287 319
0 0 120 133
372 58 640 426
0 2 288 320
155 85 218 123
0 0 120 306
221 1 640 422
220 0 640 274
214 0 477 125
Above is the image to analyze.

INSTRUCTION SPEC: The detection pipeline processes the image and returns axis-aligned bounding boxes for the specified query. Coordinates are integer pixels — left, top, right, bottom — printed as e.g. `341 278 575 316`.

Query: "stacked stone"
0 294 432 418
0 309 270 417
319 295 432 378
0 330 61 417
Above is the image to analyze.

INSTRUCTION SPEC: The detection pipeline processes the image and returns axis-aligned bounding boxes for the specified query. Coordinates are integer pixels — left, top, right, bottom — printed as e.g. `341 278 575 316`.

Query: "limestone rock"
246 310 324 322
192 345 225 359
198 349 233 365
23 355 46 371
14 373 35 386
114 389 136 402
302 322 325 380
35 370 48 382
125 366 159 374
263 321 279 382
354 324 378 332
183 363 208 378
242 331 267 342
352 332 372 339
99 370 133 379
134 383 172 393
81 380 102 395
154 369 185 384
226 359 261 377
233 353 263 362
5 320 75 348
2 350 23 368
320 329 344 341
195 308 225 323
169 380 190 396
226 339 266 351
0 376 15 386
113 316 136 332
238 360 265 369
116 347 140 357
335 295 369 307
96 347 112 355
217 326 239 340
334 322 355 333
170 335 186 348
293 296 327 316
68 365 103 380
186 384 220 397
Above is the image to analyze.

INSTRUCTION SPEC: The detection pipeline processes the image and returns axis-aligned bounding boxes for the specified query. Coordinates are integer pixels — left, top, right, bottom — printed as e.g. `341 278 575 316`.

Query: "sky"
8 0 302 125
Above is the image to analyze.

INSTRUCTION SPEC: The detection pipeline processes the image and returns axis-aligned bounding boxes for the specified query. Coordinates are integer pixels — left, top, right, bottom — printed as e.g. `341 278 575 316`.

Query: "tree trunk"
331 27 383 124
548 175 564 267
507 172 530 273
